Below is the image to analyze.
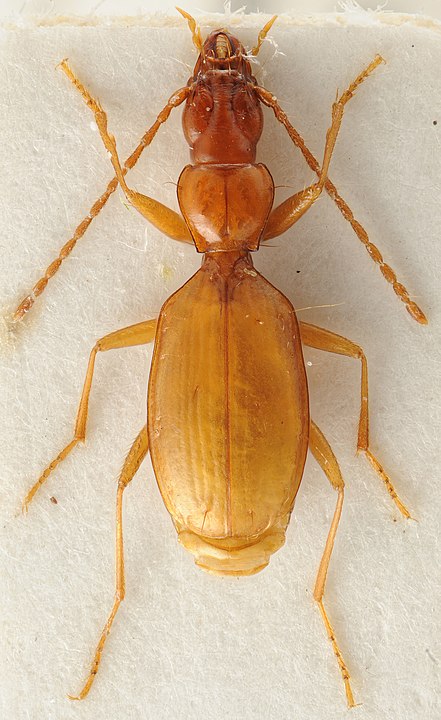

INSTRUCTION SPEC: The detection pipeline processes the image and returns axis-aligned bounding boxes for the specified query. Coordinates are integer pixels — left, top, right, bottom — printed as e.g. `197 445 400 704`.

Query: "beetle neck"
202 250 253 277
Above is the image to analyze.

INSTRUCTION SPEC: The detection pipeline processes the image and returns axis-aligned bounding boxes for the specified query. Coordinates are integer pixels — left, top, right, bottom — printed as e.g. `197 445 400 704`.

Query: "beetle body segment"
148 251 309 576
178 163 274 252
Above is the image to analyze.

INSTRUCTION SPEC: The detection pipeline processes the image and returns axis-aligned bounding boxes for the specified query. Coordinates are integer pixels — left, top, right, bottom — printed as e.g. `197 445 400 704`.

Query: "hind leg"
309 420 355 707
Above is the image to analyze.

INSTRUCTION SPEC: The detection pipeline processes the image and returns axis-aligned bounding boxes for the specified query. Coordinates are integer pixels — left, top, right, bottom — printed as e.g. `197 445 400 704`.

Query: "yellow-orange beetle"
20 9 425 707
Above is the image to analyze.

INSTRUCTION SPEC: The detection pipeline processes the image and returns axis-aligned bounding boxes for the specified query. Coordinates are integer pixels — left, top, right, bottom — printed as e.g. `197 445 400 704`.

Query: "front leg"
262 55 384 241
60 60 192 244
257 58 426 324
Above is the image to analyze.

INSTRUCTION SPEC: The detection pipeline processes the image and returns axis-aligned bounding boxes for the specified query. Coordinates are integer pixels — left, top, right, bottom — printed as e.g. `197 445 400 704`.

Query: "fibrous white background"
0 7 440 720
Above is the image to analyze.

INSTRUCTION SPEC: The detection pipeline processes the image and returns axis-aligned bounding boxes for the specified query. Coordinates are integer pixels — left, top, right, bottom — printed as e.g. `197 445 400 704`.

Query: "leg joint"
354 346 366 364
94 339 105 353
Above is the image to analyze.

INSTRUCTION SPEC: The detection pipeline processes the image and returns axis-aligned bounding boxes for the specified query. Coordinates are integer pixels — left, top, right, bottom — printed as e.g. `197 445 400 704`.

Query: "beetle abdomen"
148 252 309 574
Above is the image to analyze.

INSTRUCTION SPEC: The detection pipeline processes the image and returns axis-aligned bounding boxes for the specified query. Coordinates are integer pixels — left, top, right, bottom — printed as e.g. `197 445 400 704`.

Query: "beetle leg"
60 61 192 244
12 72 191 323
22 319 157 512
68 424 149 701
263 184 322 240
263 59 374 240
300 321 412 519
256 60 427 325
260 56 384 242
309 420 355 708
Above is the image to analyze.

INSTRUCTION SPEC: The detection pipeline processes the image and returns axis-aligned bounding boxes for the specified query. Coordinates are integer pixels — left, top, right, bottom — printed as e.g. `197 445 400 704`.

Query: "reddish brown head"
182 29 264 165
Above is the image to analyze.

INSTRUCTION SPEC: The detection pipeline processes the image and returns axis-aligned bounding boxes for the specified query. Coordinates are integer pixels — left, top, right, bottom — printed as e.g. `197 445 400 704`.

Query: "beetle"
18 8 426 706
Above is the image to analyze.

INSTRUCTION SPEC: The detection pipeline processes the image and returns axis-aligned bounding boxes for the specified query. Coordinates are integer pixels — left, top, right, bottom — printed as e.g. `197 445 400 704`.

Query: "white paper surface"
2 1 441 21
1 10 440 720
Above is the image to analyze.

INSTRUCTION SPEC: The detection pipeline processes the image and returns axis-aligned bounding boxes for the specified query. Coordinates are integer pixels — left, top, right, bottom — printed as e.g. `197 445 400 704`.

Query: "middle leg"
300 321 411 518
22 319 157 511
